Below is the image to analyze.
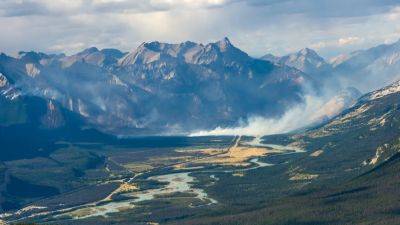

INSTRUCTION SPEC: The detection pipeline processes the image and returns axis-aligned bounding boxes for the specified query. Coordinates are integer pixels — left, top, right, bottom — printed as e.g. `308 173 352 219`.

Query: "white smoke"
190 92 355 136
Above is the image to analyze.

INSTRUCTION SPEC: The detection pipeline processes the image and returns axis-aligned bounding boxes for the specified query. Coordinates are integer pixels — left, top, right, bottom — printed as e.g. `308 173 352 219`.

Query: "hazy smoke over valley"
190 91 351 136
189 102 317 136
190 73 395 137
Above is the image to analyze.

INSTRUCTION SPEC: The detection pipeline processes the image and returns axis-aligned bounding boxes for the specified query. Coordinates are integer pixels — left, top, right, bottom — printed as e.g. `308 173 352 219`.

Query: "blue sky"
0 0 399 59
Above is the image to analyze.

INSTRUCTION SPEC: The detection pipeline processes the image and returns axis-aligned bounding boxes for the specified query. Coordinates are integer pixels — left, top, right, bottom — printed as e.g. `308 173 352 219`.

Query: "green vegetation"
0 97 27 125
4 93 400 225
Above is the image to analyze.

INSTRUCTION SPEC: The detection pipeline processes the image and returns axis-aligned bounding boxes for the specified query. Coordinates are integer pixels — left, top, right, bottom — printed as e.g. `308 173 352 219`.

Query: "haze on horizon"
0 0 400 59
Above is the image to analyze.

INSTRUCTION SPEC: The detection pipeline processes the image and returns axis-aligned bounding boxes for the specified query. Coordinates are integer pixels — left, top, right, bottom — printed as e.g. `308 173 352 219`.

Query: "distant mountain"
332 39 400 92
0 38 312 135
60 47 125 68
261 48 331 77
262 40 400 95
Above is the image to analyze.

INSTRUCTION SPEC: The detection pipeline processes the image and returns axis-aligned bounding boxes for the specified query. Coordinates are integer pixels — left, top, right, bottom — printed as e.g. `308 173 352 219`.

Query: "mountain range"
1 38 400 137
0 38 312 135
262 39 400 93
332 39 400 92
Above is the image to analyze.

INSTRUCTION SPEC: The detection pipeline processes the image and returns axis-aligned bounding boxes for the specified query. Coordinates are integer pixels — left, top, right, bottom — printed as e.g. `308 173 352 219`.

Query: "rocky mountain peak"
100 48 124 58
261 53 279 63
299 47 312 54
215 37 232 51
142 41 163 51
79 47 99 56
18 51 49 64
118 41 168 66
119 38 248 66
264 48 329 75
293 48 325 62
61 47 124 67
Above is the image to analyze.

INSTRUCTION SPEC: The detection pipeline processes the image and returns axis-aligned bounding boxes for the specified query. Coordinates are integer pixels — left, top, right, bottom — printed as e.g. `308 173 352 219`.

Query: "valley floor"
4 129 400 225
2 136 309 224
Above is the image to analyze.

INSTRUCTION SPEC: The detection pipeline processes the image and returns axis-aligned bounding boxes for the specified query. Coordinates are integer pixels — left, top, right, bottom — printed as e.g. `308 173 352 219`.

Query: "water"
63 172 217 219
244 136 305 153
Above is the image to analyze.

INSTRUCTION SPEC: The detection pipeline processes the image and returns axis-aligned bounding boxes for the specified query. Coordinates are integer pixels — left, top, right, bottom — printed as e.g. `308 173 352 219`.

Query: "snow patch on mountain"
68 98 74 111
78 99 89 117
110 75 127 87
25 63 41 77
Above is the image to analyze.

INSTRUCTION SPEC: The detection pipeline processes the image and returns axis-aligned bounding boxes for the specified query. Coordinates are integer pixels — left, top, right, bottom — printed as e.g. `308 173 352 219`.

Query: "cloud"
150 0 232 8
48 42 86 53
0 0 234 17
386 6 400 21
338 37 362 46
310 41 328 50
309 37 363 51
0 0 399 57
